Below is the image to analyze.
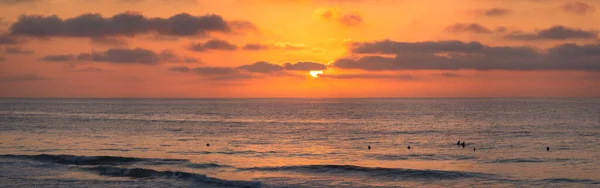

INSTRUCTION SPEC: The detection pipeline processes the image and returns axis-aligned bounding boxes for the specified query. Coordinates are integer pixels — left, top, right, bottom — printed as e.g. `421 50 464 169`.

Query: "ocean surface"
1 98 599 187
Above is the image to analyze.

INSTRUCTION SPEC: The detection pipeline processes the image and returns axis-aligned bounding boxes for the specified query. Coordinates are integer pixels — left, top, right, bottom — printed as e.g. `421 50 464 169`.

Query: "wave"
240 165 490 179
482 158 572 164
541 178 600 184
0 154 188 166
85 166 261 188
368 153 478 161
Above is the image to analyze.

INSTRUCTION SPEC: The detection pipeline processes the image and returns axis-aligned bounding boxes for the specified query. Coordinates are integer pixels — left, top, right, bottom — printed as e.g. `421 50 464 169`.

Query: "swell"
84 166 261 188
0 154 225 168
367 153 477 161
240 164 490 180
482 158 573 164
540 178 600 184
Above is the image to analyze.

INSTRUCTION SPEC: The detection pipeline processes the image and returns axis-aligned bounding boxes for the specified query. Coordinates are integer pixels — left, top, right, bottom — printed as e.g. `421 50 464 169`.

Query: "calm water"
1 98 599 187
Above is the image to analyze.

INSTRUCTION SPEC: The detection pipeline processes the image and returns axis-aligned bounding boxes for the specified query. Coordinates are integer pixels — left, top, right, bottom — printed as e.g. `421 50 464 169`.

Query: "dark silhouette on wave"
240 165 491 179
85 166 261 188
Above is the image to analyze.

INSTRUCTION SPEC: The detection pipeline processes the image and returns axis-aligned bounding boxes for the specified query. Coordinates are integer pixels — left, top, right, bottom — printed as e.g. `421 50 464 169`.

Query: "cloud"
351 40 539 57
314 7 363 27
91 36 127 46
39 54 75 62
242 43 269 50
333 39 600 71
283 61 328 71
77 48 162 65
320 73 416 80
193 67 238 75
3 47 34 54
483 8 512 16
170 61 328 80
242 41 313 51
188 39 237 52
0 33 20 44
40 48 195 64
238 61 284 73
0 74 48 83
505 25 598 41
561 1 596 15
168 66 191 72
159 49 201 63
445 23 493 34
9 12 251 37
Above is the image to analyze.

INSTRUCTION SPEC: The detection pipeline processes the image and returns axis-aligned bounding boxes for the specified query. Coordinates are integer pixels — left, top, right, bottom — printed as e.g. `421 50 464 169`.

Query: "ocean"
0 98 599 187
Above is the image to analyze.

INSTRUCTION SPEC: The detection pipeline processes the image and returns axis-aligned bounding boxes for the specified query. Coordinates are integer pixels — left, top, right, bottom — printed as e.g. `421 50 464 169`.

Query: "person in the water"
547 146 550 151
206 143 210 147
408 145 411 150
457 140 461 145
368 145 371 150
473 147 476 151
461 141 466 148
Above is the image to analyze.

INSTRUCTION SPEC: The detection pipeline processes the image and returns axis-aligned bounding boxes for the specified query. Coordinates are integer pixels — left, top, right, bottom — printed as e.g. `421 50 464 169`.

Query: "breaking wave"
240 164 491 179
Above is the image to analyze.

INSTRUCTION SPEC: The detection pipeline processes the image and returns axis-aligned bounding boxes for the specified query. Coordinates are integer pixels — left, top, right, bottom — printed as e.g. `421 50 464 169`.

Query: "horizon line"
1 97 598 100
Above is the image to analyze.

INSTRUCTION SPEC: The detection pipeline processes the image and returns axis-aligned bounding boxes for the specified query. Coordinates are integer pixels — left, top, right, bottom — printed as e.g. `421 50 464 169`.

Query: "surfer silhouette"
407 145 411 150
368 145 371 150
546 146 550 151
206 143 210 147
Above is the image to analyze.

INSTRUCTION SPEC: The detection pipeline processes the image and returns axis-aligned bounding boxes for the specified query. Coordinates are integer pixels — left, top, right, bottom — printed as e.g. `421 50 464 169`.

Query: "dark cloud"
320 73 416 80
505 25 598 41
9 12 249 37
283 61 328 71
40 48 194 64
561 1 596 15
237 61 284 73
188 39 237 52
158 49 200 63
3 47 33 54
242 42 308 51
169 66 191 72
351 40 538 57
242 43 269 50
91 36 127 46
333 39 600 71
39 54 75 62
0 34 20 44
193 67 238 75
0 74 48 83
77 48 161 65
484 8 512 16
172 61 328 80
445 23 493 34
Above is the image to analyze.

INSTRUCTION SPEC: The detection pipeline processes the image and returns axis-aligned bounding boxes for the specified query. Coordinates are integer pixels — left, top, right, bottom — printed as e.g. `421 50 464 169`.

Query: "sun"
309 70 323 78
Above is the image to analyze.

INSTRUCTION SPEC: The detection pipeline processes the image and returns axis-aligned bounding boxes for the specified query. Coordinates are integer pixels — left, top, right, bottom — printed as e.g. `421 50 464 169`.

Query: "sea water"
1 98 599 187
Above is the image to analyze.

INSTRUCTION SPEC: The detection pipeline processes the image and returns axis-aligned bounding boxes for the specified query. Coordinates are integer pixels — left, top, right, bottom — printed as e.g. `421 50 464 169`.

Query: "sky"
0 0 599 98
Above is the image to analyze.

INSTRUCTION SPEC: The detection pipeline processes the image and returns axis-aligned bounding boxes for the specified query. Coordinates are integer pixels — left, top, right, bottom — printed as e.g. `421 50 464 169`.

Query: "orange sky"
0 0 599 98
